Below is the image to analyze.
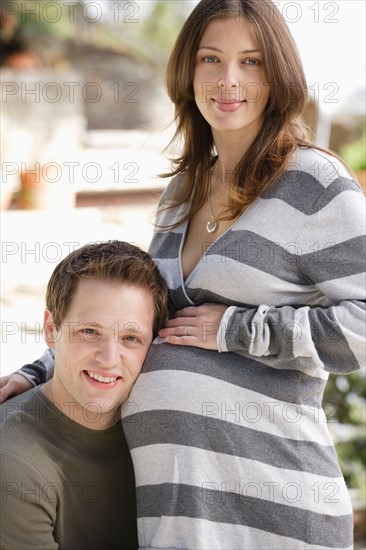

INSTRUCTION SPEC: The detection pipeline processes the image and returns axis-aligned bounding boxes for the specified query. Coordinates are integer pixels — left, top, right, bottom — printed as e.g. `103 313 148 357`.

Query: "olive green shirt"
0 386 138 549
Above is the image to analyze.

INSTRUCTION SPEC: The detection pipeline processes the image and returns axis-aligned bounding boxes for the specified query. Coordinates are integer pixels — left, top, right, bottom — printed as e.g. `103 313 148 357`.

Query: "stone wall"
61 42 174 131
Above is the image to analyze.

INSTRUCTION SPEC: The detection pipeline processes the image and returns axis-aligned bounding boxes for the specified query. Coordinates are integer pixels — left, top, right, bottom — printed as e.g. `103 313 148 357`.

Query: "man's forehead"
66 279 154 331
73 278 153 302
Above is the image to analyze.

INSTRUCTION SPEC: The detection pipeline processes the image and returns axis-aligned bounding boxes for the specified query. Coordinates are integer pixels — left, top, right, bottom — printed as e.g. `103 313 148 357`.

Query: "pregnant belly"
121 339 329 451
121 340 346 528
125 339 324 408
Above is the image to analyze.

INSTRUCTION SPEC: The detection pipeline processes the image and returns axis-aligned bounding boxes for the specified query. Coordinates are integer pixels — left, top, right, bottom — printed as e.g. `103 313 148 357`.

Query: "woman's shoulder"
289 146 356 189
159 172 185 199
153 172 187 231
262 146 363 216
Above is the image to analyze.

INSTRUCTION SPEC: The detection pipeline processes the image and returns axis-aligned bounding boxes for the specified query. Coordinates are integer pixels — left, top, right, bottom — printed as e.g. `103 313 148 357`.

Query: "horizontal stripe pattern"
262 170 326 213
292 147 355 186
185 257 328 306
136 484 353 548
300 235 366 283
125 368 331 444
317 272 366 302
297 189 365 251
149 231 183 260
223 302 361 374
307 177 362 213
138 342 328 401
138 516 353 550
123 409 339 477
125 147 362 548
204 230 309 284
333 300 366 366
263 173 360 215
131 444 351 516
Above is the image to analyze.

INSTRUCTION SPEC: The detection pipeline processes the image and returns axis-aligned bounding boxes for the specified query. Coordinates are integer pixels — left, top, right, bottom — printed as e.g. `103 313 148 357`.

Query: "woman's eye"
203 56 218 63
244 58 261 66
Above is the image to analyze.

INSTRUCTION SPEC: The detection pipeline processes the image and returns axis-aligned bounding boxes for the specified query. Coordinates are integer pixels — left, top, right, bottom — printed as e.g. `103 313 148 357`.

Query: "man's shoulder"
0 387 57 458
0 386 40 426
1 391 51 479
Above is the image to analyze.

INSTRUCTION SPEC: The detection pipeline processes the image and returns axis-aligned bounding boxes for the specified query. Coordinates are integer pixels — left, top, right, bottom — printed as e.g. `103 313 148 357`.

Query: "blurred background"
1 0 365 545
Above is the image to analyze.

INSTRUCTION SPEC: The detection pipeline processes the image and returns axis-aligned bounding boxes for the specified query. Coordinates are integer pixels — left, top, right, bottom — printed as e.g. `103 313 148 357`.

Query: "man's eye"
82 328 97 335
124 335 139 343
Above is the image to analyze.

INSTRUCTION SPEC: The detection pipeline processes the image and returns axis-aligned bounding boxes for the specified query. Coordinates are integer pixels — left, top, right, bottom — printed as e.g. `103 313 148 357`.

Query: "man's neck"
40 381 121 431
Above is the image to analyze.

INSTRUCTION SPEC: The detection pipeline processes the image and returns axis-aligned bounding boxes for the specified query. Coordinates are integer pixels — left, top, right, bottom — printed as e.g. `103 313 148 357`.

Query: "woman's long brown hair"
158 0 316 228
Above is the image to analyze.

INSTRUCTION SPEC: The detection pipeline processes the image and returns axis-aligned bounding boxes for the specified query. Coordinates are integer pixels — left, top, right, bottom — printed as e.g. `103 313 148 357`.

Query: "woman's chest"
181 206 238 281
150 198 325 309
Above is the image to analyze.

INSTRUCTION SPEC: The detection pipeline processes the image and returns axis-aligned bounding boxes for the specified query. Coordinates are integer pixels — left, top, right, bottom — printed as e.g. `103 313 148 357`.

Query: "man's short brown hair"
46 241 168 336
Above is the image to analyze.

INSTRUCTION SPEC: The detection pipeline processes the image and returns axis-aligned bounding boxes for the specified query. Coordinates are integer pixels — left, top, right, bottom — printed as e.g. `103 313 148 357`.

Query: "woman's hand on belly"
158 303 228 350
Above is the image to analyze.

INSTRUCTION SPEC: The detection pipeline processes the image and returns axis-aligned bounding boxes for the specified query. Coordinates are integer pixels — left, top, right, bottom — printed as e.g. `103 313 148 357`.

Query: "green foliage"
8 0 84 40
324 371 366 504
5 0 192 66
336 437 366 504
340 126 366 171
140 1 188 59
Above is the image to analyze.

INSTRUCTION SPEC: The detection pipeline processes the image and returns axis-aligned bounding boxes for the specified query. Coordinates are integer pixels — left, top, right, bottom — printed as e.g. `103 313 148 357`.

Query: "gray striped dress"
122 147 365 550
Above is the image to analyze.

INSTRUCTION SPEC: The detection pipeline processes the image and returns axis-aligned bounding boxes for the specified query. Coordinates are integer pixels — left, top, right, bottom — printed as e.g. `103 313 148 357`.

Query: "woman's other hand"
159 303 228 350
0 374 32 403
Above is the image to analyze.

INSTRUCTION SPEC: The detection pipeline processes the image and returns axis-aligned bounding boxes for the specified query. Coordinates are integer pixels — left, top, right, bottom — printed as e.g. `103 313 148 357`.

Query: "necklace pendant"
206 220 217 234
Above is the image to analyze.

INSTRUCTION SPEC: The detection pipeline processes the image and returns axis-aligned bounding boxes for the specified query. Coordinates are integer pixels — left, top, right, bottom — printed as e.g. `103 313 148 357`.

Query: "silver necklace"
206 199 225 234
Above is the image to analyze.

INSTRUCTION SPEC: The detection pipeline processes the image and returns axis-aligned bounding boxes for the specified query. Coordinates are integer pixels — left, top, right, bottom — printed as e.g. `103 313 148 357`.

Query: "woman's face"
193 16 270 141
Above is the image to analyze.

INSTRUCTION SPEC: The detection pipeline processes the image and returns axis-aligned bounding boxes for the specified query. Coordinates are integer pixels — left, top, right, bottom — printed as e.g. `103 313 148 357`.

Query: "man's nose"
95 338 122 368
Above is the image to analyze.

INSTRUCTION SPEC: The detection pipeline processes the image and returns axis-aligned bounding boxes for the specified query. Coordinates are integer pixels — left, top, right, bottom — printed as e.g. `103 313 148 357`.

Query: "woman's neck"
212 129 255 179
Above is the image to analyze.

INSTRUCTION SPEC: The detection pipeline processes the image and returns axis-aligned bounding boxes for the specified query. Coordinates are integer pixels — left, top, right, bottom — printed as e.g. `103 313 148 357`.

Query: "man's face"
44 279 154 430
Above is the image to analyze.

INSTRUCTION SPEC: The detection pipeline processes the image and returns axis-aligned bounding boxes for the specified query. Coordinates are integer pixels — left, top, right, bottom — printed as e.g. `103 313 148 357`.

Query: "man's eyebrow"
197 46 261 54
76 321 150 339
119 324 151 341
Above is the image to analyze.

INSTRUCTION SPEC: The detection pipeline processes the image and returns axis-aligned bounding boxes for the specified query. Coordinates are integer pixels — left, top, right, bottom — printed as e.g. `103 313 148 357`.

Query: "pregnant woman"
2 0 365 548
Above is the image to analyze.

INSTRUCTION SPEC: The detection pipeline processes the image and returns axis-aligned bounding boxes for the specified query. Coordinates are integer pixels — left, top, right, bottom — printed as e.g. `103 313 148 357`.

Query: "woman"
2 0 365 548
121 1 364 548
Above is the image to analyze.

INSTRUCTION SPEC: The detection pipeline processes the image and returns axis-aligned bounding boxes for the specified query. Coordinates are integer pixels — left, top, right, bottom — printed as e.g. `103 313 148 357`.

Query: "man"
0 240 168 550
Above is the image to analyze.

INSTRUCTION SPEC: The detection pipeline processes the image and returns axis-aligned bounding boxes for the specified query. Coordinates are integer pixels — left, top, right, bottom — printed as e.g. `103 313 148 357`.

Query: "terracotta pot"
5 51 42 70
355 170 366 195
20 165 75 210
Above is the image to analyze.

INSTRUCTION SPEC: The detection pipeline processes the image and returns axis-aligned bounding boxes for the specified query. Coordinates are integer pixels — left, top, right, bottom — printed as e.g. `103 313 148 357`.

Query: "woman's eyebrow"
197 46 261 54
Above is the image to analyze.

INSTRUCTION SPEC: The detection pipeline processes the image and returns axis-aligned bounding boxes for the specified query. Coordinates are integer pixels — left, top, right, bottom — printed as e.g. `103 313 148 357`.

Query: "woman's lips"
213 99 246 112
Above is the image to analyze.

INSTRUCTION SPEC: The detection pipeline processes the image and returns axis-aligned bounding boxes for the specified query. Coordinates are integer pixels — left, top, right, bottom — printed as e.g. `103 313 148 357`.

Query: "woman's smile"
213 98 246 112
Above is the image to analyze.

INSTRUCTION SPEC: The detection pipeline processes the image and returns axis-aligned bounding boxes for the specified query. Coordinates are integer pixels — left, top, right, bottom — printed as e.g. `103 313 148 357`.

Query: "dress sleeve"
15 348 54 386
0 450 58 550
218 176 366 375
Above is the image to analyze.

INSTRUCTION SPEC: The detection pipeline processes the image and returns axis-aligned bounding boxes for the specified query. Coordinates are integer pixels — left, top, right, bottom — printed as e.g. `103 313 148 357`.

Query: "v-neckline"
179 205 250 288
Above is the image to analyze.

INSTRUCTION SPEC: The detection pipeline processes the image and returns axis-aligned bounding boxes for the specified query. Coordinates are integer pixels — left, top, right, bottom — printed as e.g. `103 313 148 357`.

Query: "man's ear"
43 309 58 348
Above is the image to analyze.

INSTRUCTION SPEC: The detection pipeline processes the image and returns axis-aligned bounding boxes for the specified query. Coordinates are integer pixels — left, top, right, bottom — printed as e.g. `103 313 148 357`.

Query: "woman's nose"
217 61 240 89
218 78 240 100
218 78 239 89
